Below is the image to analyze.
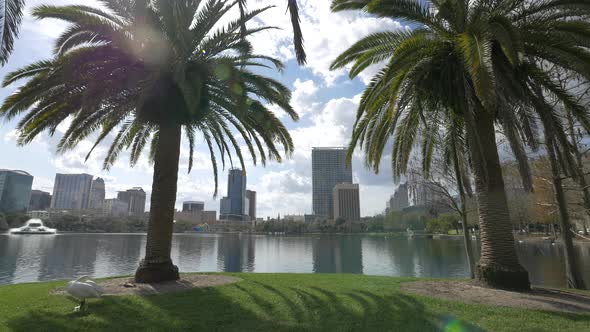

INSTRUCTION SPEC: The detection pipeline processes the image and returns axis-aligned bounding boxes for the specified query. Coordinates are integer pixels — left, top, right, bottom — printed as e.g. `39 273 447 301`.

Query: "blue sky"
0 0 406 218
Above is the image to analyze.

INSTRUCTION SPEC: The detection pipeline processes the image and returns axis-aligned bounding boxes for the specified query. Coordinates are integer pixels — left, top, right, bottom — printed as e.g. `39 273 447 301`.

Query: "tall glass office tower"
220 168 247 220
312 147 353 219
228 169 246 215
0 169 34 213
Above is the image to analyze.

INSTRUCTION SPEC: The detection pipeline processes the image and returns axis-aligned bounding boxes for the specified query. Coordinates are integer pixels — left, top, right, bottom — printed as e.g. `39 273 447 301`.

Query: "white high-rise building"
51 173 93 210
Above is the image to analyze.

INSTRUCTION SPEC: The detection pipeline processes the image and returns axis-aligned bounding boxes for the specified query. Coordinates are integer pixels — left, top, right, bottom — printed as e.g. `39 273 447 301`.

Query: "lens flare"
444 319 465 332
441 315 474 332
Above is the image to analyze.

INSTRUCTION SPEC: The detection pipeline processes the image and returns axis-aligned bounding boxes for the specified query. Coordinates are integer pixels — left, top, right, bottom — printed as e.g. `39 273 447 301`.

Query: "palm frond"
287 0 306 65
0 0 25 65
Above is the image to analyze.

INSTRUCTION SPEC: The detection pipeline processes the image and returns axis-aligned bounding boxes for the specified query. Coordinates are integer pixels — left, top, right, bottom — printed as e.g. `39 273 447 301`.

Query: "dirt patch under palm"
53 274 241 296
401 280 590 314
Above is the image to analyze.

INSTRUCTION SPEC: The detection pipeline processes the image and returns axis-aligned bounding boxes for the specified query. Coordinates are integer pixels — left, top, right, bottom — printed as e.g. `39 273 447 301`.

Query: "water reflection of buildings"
312 236 363 274
2 234 589 288
216 234 256 272
360 237 472 278
174 234 218 272
0 236 19 284
93 234 143 277
10 236 59 283
39 235 99 281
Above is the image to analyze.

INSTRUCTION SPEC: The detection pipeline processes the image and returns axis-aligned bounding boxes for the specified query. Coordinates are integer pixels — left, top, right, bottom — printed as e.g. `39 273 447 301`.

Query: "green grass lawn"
1 274 589 331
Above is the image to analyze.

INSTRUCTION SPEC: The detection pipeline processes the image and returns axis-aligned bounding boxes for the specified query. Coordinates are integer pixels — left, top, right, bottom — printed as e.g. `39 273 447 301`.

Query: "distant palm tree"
331 0 590 290
0 0 298 283
0 0 25 65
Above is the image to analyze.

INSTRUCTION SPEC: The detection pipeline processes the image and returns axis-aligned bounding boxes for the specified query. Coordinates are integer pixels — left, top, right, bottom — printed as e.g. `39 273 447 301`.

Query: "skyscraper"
0 169 34 213
333 183 360 221
413 182 447 207
29 190 52 211
89 177 105 209
117 187 146 215
51 173 93 210
246 190 256 221
312 147 353 219
387 183 409 213
219 168 247 221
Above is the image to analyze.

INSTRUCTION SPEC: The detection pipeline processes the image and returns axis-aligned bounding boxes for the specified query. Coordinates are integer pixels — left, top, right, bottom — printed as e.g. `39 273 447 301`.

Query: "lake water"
1 233 589 287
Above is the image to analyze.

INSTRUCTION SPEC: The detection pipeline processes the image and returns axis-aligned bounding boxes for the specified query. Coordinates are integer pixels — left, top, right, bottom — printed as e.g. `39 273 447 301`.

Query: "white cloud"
255 170 312 215
249 0 404 85
291 78 321 115
3 130 18 142
50 140 108 174
290 93 361 159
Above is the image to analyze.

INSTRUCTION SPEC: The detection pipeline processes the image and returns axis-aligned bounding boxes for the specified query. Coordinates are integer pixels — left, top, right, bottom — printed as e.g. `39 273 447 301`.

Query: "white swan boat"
9 219 56 235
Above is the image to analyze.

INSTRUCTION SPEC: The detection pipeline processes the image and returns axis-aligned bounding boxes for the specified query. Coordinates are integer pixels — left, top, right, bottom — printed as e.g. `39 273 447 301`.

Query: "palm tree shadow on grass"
6 280 491 331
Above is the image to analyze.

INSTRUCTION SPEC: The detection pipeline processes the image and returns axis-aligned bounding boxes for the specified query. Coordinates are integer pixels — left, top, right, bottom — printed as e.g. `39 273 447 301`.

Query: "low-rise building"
174 210 217 225
27 210 50 219
283 214 305 223
182 201 204 213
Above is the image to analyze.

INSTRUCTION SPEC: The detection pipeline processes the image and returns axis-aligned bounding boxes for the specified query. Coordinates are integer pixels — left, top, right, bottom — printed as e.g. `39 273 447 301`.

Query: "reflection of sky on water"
1 234 588 288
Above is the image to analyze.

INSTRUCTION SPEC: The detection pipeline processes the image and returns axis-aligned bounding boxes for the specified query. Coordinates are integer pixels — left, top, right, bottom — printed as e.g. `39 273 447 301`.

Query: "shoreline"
2 230 589 242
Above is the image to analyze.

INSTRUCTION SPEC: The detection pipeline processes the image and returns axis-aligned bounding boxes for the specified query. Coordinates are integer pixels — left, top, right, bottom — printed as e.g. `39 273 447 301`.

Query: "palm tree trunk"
566 112 590 236
452 142 475 278
546 137 587 290
464 109 530 290
135 123 182 283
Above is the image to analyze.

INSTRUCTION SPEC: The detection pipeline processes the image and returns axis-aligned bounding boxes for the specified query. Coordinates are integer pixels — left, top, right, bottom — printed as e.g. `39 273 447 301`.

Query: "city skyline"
0 165 404 219
0 0 404 218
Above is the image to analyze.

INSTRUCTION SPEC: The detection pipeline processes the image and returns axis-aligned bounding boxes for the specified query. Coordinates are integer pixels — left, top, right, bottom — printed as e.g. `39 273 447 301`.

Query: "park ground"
1 273 589 331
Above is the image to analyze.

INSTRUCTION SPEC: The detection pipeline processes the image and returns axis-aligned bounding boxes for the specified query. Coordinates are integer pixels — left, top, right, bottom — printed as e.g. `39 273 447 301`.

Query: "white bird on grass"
66 276 104 312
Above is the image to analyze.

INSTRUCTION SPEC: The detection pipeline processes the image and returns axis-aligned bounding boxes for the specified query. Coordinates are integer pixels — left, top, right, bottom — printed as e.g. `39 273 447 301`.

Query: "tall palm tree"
331 0 590 290
0 0 299 283
0 0 25 65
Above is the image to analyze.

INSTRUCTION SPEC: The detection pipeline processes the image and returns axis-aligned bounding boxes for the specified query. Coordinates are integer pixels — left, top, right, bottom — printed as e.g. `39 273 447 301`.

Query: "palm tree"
1 0 306 66
542 121 587 289
331 0 590 290
0 0 299 283
0 0 25 65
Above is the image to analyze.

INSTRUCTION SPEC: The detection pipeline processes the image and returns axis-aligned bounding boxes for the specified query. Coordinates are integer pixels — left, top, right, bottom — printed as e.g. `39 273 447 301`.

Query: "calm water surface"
1 233 588 287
